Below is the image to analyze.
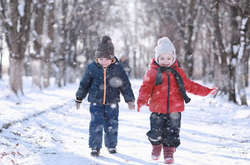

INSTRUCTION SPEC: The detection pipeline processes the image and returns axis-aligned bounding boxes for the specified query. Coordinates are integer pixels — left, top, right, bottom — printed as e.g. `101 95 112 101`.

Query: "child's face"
158 53 174 67
97 58 112 68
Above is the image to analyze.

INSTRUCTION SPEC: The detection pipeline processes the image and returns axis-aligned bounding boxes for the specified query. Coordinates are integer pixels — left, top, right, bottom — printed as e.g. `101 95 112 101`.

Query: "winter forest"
0 0 250 165
0 0 249 104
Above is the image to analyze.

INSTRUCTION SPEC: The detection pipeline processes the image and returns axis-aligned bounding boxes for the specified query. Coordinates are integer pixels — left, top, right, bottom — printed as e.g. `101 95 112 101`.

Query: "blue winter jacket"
76 58 135 104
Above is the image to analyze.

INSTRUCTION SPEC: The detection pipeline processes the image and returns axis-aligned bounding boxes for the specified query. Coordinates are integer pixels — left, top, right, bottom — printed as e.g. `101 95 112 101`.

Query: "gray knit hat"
95 35 114 59
155 37 176 63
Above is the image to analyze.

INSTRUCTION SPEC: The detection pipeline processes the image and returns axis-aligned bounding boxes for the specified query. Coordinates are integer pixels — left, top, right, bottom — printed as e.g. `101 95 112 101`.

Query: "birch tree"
223 0 250 105
201 0 249 105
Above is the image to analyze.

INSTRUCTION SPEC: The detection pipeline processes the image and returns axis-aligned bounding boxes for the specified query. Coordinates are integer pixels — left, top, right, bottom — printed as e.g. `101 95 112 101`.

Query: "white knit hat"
155 37 176 63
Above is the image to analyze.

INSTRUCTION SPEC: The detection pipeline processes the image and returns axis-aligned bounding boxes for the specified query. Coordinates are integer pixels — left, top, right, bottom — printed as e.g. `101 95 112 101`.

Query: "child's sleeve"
75 65 92 101
178 68 213 96
137 69 156 105
119 67 135 103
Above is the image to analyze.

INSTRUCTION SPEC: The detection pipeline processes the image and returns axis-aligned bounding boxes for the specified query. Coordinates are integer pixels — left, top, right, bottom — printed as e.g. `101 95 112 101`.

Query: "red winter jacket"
137 59 213 114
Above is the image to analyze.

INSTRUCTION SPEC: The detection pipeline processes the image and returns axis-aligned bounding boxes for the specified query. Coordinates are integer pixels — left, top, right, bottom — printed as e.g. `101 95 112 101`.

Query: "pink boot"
163 147 176 164
151 144 162 160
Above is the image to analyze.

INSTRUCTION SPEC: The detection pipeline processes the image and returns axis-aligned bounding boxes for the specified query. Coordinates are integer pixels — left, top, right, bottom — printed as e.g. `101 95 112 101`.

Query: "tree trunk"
181 0 198 78
55 59 65 88
55 0 68 87
236 17 248 105
212 0 230 94
0 54 2 79
245 47 249 87
9 58 24 95
42 58 51 88
133 49 137 78
243 0 250 87
228 57 237 103
228 6 238 103
43 1 55 88
31 59 42 89
183 41 194 78
0 35 2 79
32 0 46 89
67 0 79 84
5 0 32 95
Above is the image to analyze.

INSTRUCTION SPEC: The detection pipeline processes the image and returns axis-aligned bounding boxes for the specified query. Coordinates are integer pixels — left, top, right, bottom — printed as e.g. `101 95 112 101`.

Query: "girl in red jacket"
137 37 216 164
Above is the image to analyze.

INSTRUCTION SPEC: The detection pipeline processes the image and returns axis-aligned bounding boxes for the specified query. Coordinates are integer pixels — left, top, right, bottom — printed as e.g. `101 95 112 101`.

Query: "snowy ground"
0 76 250 165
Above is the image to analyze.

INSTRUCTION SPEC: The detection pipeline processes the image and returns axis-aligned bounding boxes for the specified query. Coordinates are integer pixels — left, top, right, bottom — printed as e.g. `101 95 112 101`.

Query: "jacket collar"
95 56 119 68
150 58 178 70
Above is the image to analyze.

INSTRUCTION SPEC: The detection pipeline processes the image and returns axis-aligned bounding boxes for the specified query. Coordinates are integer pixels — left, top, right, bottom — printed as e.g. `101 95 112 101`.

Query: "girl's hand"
210 88 218 95
137 101 149 112
137 103 142 112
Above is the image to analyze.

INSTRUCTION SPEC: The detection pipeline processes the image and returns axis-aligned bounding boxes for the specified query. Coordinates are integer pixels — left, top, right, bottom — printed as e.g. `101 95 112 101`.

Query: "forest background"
0 0 249 106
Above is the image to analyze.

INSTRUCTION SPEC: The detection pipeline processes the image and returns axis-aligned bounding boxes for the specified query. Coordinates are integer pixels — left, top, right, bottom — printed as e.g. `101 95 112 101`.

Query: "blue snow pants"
89 103 119 150
146 112 181 147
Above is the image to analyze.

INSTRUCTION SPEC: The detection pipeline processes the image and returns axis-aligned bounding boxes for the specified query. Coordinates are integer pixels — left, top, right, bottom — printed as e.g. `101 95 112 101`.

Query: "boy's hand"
127 102 135 110
76 102 81 109
75 98 82 110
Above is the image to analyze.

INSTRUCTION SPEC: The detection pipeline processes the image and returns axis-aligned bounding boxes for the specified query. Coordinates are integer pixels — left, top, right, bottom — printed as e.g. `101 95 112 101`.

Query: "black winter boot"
91 148 100 157
108 148 117 154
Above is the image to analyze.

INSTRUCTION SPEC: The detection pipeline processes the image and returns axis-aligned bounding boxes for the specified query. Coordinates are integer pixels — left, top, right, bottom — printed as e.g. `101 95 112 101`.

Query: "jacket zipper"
167 73 170 113
103 68 107 104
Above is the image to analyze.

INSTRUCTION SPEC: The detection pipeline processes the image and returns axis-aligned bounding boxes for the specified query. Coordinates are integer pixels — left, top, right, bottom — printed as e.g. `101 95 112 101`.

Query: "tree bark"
9 59 24 95
55 0 68 87
43 1 55 88
0 35 3 79
32 0 46 89
55 59 65 88
228 6 238 103
236 16 248 105
183 0 198 78
31 58 42 89
6 0 32 95
67 0 79 84
212 0 230 94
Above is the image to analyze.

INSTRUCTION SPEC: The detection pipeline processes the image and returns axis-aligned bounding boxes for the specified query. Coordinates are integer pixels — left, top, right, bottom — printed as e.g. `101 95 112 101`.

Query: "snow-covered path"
0 79 249 165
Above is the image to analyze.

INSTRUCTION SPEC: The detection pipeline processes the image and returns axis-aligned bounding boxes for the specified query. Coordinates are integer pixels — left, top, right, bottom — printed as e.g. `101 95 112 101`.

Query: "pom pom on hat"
155 37 176 62
95 35 114 59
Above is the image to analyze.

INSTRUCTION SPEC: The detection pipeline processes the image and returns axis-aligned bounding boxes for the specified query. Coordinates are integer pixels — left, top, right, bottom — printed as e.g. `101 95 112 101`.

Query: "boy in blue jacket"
75 36 135 156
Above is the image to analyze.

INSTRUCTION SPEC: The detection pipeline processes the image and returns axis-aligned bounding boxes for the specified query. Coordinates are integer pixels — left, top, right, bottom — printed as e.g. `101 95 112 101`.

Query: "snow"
17 0 25 17
0 77 250 165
